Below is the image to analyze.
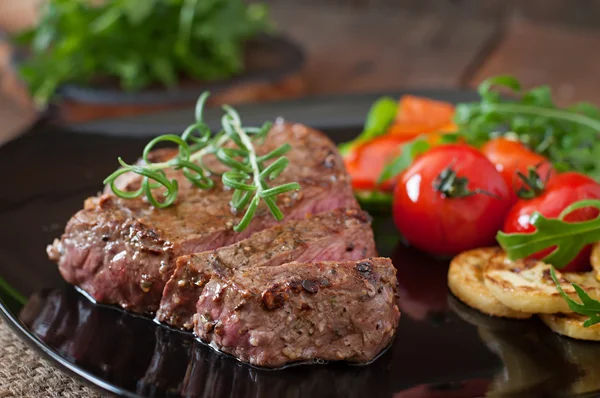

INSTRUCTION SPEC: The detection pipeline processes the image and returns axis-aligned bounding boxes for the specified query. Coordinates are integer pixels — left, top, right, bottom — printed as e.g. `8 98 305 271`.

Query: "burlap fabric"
0 318 105 398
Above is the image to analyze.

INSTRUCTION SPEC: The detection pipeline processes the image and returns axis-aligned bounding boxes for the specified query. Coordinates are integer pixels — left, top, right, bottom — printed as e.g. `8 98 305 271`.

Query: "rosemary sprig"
220 105 300 231
0 276 26 305
104 92 300 232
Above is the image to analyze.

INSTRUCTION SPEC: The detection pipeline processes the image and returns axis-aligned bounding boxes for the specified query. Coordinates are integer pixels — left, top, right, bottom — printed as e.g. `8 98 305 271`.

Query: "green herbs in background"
456 75 600 180
13 0 270 106
104 92 300 232
550 267 600 327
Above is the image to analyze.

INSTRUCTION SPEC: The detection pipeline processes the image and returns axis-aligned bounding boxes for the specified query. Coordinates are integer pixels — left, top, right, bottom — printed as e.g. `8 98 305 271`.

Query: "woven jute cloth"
0 318 105 398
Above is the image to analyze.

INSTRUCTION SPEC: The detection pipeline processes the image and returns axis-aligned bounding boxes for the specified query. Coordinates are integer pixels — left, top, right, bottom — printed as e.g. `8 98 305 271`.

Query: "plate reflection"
19 287 393 398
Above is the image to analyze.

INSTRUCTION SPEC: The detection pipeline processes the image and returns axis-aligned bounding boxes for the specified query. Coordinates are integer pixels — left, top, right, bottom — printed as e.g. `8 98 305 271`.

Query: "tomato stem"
515 164 550 200
434 165 500 199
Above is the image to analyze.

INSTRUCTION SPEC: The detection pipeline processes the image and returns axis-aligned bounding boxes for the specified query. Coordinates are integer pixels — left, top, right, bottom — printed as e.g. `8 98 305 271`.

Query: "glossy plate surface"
1 91 600 398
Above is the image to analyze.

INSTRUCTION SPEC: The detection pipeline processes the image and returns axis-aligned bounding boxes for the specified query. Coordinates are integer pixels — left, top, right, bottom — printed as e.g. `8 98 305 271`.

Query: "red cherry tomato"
503 172 600 272
393 144 511 256
481 138 554 203
344 135 412 191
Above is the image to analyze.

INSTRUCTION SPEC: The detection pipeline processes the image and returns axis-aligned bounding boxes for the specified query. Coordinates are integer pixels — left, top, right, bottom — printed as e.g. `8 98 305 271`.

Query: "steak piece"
47 122 358 314
194 258 400 367
156 209 376 329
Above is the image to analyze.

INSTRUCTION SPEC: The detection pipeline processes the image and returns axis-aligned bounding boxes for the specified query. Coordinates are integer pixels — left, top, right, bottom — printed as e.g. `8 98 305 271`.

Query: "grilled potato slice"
484 253 600 314
540 313 600 341
448 248 532 319
591 242 600 281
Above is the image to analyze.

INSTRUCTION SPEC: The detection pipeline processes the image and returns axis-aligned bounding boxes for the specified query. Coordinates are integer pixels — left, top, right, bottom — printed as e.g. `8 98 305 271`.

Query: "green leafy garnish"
338 97 397 155
104 92 300 232
499 198 600 327
456 75 600 180
497 200 600 269
550 267 600 327
377 139 430 184
0 276 26 305
348 75 600 186
13 0 270 106
354 190 394 213
377 133 460 184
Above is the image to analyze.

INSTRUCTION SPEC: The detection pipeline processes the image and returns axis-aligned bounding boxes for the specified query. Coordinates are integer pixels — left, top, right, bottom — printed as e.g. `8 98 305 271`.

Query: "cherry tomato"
389 95 456 138
393 144 511 256
344 135 412 191
481 138 554 203
503 172 600 272
344 133 455 192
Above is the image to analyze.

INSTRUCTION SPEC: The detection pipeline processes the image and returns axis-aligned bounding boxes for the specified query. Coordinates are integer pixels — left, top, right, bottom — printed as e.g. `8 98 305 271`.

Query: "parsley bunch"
13 0 270 106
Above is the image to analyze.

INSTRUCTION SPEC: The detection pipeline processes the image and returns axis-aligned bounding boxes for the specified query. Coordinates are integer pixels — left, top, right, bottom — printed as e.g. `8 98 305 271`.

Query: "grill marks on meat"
193 258 399 367
47 123 358 313
47 121 401 367
156 209 376 329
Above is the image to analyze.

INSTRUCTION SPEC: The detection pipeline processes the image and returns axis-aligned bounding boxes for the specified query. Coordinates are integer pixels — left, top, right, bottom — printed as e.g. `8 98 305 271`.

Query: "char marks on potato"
484 253 600 314
540 313 600 341
448 248 532 319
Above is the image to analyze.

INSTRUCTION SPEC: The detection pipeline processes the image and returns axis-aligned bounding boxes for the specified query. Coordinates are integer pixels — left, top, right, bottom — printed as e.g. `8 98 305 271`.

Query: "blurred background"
1 0 600 145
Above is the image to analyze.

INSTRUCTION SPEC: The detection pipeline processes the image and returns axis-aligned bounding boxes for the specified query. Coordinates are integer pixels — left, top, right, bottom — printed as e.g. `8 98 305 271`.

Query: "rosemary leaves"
103 92 300 232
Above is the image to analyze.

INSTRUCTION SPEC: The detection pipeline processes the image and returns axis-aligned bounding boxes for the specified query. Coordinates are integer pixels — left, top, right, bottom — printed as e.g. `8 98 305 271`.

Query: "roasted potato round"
540 313 600 341
448 248 531 319
484 253 600 314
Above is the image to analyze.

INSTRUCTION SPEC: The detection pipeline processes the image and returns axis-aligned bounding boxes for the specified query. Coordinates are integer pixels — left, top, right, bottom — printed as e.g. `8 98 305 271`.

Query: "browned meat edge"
194 258 400 367
156 208 376 329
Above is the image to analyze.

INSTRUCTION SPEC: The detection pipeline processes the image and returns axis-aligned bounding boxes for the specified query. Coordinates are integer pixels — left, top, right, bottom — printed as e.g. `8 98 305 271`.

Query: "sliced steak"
47 122 358 314
194 258 400 367
156 208 376 329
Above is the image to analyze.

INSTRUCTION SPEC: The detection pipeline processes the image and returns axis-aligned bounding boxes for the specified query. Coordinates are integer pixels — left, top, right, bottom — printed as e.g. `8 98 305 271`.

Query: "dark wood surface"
2 1 600 144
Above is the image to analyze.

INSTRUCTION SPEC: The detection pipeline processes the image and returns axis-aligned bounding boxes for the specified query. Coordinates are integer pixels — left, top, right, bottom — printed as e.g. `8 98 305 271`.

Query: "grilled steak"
194 258 400 367
47 122 358 314
156 208 376 329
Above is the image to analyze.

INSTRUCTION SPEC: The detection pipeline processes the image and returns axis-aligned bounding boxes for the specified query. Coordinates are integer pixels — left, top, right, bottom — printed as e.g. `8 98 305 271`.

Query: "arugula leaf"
377 139 430 184
122 0 157 25
338 97 397 156
477 74 521 100
374 133 461 184
497 199 600 269
550 267 600 327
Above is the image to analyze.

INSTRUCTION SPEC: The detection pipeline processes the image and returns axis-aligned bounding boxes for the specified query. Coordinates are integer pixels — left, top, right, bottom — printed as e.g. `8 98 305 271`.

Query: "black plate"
2 91 600 398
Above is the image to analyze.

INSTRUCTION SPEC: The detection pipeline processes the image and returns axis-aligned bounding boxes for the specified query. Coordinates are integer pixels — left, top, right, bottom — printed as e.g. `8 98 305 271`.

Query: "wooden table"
2 2 600 146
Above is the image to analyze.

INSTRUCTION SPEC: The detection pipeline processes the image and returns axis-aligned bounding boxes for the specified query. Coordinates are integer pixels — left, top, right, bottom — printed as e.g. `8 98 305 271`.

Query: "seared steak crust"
193 258 400 367
47 122 358 313
156 209 376 329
